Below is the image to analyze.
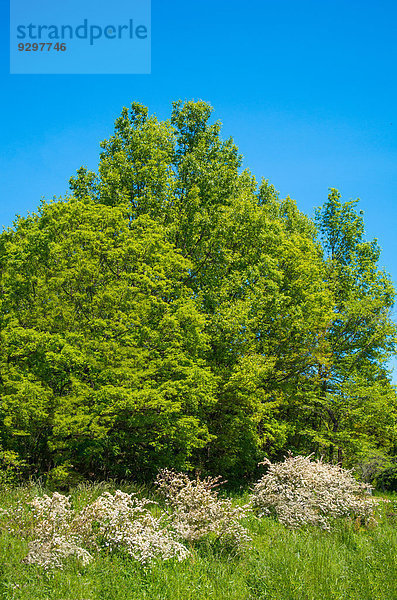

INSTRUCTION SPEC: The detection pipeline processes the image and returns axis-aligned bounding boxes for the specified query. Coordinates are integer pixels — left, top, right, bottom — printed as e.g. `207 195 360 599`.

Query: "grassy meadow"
0 482 396 600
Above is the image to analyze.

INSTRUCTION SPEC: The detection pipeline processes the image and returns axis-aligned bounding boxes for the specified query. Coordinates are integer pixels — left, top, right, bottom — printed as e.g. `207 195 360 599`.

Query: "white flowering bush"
155 469 251 549
250 454 376 530
22 490 189 569
5 456 378 570
74 490 189 564
23 492 92 569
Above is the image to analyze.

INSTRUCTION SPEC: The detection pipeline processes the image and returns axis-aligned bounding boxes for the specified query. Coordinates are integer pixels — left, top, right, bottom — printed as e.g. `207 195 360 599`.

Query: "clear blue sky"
1 0 397 376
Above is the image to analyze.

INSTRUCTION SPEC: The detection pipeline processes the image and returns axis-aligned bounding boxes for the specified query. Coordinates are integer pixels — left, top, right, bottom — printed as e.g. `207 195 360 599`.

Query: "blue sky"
1 0 397 376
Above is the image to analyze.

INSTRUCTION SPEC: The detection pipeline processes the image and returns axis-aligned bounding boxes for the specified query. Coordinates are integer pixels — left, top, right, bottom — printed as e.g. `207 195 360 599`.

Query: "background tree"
302 189 397 465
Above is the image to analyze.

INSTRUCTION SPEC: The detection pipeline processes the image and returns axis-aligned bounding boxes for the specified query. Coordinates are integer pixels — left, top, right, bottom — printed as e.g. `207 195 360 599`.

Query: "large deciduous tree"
0 201 216 479
0 102 395 482
68 101 334 476
305 189 397 464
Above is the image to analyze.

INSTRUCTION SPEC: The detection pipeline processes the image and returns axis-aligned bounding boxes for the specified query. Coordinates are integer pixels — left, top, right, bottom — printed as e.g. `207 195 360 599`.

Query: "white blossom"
155 469 251 549
22 489 189 569
250 454 376 530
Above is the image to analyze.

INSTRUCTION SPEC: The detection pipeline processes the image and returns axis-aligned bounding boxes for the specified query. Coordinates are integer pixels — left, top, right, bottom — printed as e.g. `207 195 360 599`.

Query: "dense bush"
0 458 384 571
0 450 27 485
21 490 189 569
374 459 397 492
2 468 252 570
250 454 376 530
22 492 92 569
155 469 251 548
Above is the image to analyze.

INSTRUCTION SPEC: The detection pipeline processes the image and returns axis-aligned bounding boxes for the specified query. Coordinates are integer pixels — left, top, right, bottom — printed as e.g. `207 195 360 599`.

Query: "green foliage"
46 462 84 491
0 450 26 485
1 101 396 481
305 189 397 464
0 200 216 478
373 459 397 492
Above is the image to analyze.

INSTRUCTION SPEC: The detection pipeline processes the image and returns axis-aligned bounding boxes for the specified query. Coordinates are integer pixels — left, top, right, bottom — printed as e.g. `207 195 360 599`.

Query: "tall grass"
0 484 396 600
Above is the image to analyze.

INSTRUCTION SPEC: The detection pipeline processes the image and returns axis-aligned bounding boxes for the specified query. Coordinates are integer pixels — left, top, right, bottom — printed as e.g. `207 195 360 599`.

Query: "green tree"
305 189 397 464
70 101 334 477
1 103 395 482
0 199 216 479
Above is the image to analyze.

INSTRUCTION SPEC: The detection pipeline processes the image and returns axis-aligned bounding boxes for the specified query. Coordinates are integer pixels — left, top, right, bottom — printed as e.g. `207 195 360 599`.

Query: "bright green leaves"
1 102 396 482
311 189 397 464
0 199 216 477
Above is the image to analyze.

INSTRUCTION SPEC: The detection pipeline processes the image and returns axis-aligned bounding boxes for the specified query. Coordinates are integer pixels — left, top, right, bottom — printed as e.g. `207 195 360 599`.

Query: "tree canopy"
1 101 396 484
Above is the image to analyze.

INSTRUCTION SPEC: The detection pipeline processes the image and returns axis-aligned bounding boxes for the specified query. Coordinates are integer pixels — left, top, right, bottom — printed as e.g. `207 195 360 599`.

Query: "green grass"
0 484 396 600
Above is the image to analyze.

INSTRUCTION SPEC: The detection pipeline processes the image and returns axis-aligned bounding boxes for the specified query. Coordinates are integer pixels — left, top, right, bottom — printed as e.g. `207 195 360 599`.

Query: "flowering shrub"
23 492 92 569
155 469 251 549
22 490 189 569
75 490 189 564
3 457 378 570
250 454 376 530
